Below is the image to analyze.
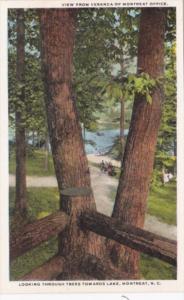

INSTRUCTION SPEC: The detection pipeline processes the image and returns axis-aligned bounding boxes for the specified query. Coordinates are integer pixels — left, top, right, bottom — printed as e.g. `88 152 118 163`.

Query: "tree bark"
39 9 106 278
79 254 138 280
111 8 167 275
15 9 27 215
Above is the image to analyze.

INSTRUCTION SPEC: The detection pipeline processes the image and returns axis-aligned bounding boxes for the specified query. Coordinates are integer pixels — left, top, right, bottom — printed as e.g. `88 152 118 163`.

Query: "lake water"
84 128 128 154
9 127 128 155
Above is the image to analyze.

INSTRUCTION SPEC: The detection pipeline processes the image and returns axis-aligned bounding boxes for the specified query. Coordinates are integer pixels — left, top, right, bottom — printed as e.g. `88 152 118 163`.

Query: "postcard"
0 0 183 296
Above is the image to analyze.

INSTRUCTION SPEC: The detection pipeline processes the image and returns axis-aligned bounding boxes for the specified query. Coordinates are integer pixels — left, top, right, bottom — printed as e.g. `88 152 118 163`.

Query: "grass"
147 180 176 225
9 186 176 280
140 254 176 280
9 149 55 177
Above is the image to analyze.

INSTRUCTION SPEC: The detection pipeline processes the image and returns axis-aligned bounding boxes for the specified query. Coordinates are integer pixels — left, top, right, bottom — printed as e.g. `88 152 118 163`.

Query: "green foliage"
74 9 117 130
74 72 105 131
97 72 159 116
154 40 176 183
155 153 176 170
74 8 140 130
8 9 47 139
150 169 163 188
123 72 158 104
165 8 176 42
106 82 123 99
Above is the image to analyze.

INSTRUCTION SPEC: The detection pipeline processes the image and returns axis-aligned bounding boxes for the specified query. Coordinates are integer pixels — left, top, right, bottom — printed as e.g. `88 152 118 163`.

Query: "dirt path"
9 162 176 240
9 174 57 187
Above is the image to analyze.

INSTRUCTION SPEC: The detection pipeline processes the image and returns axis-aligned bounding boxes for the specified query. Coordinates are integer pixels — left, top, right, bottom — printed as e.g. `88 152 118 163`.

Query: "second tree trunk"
111 8 166 275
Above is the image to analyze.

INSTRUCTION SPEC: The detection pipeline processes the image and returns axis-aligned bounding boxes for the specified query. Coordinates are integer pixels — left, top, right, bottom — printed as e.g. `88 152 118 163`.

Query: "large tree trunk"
110 8 167 275
15 9 27 215
39 9 105 278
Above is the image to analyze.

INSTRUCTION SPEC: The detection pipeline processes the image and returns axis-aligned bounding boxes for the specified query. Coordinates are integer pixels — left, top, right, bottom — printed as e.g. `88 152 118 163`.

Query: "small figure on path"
100 160 106 172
